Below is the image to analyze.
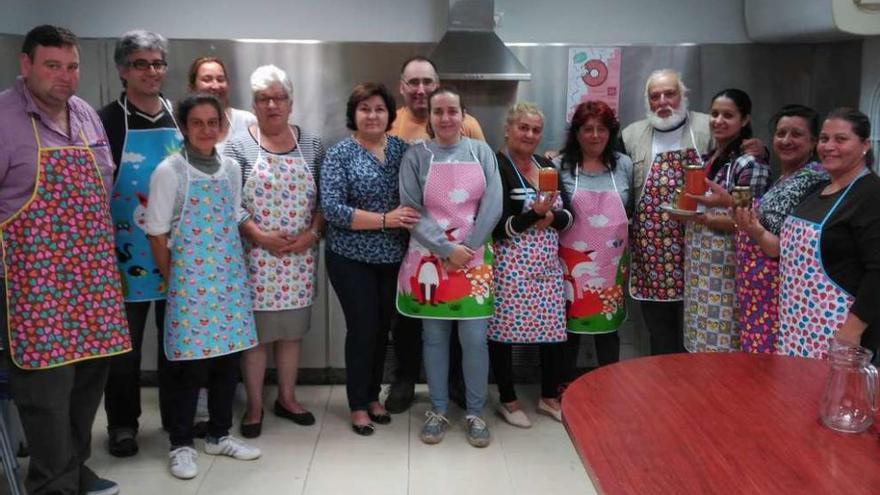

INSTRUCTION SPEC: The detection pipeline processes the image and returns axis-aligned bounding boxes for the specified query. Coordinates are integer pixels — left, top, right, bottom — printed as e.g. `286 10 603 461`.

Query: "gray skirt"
254 307 312 343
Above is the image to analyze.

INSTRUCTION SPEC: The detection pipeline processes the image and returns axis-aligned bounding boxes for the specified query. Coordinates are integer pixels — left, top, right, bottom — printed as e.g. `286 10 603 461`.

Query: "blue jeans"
422 318 488 417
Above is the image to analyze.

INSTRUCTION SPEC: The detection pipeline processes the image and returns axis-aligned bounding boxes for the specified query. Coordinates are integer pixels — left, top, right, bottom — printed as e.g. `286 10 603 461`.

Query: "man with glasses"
385 56 484 414
98 29 182 458
390 56 484 143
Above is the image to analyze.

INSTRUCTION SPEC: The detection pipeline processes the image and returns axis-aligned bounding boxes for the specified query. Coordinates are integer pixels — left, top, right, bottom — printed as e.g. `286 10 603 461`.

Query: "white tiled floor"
4 385 595 495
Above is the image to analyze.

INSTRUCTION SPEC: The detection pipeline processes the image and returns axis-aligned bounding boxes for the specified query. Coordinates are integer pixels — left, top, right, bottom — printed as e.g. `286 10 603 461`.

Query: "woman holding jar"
730 105 827 353
187 56 256 153
682 89 769 352
488 102 573 428
225 65 325 437
555 101 633 383
321 83 420 436
776 108 880 358
398 86 502 447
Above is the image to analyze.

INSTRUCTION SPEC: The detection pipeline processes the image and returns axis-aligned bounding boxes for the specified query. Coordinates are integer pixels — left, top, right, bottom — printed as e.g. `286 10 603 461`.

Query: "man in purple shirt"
0 25 128 495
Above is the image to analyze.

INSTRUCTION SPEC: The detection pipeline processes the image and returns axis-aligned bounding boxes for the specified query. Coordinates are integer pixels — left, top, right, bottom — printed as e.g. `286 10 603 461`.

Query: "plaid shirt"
707 152 771 196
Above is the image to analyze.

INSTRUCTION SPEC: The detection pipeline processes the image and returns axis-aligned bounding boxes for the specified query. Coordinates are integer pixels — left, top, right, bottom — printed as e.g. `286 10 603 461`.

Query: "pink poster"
566 47 622 122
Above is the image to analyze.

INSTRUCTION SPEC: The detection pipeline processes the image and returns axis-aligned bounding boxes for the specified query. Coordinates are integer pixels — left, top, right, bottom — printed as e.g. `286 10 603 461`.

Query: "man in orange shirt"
389 56 484 143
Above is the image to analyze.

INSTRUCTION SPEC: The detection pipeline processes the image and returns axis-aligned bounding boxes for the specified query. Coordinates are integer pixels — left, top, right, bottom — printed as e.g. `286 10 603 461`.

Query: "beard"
647 98 689 131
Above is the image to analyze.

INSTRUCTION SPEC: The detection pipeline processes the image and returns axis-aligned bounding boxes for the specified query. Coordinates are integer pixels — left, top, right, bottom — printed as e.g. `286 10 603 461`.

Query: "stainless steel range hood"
429 0 531 81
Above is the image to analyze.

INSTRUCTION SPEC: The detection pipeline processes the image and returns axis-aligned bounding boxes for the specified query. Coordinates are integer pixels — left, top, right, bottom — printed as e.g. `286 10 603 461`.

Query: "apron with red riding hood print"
559 165 629 334
776 172 867 359
629 147 702 301
242 127 317 311
487 156 566 343
397 142 494 319
1 118 130 369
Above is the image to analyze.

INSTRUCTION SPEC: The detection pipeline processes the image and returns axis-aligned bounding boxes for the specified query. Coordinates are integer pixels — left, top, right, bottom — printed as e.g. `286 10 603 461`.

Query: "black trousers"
561 332 621 384
2 279 108 495
104 300 172 432
166 351 240 447
326 250 394 411
640 300 685 355
489 341 565 402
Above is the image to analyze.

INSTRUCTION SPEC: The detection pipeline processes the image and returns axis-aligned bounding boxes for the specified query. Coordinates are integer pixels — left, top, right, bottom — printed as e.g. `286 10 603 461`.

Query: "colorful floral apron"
683 161 739 352
111 96 182 301
1 118 130 369
396 143 494 320
733 198 779 354
777 173 865 359
242 128 317 311
629 148 701 301
164 156 257 360
559 166 629 334
487 158 566 343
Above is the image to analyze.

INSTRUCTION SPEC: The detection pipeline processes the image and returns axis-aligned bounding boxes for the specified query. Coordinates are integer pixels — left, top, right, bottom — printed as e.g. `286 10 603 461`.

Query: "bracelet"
310 228 321 241
381 213 386 232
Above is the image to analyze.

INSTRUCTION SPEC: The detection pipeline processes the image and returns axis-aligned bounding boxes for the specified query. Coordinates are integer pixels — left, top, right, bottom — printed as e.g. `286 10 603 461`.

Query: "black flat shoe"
240 410 264 439
351 423 375 436
368 410 392 425
274 400 315 426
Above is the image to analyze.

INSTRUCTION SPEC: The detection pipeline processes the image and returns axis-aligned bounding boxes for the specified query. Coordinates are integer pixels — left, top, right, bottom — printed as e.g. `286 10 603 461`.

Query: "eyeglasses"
127 59 168 72
402 77 437 89
254 94 290 106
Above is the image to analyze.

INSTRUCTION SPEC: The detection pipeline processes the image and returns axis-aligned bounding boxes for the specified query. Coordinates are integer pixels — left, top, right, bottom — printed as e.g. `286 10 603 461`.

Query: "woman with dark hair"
188 56 255 152
728 105 828 353
777 108 880 358
321 83 419 436
554 101 633 383
488 102 573 428
398 86 502 447
681 88 770 352
225 65 325 437
145 93 260 480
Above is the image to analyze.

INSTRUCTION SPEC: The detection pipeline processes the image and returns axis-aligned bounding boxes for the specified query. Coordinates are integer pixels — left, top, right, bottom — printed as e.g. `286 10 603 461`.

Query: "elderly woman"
682 89 770 352
729 105 827 353
188 56 256 153
555 101 633 384
224 65 325 437
321 83 418 436
776 108 880 358
488 102 573 428
146 93 260 480
398 86 502 448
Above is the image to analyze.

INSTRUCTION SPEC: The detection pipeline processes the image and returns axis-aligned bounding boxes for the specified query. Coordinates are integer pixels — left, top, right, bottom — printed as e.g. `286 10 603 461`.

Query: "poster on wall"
566 47 622 122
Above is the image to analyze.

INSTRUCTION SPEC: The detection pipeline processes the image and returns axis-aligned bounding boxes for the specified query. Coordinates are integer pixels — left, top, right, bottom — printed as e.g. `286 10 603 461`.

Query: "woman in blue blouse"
321 83 421 436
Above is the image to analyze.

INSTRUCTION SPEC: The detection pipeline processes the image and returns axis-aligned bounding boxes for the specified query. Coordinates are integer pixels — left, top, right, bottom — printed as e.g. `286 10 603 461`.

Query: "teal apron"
110 96 183 301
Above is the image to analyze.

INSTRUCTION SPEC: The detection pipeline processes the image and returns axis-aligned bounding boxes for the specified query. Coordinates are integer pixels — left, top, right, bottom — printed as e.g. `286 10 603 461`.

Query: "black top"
492 152 573 240
97 92 177 172
791 171 880 349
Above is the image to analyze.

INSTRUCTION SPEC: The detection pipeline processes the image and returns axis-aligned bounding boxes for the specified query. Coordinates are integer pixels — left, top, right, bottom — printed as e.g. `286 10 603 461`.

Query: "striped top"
223 124 325 189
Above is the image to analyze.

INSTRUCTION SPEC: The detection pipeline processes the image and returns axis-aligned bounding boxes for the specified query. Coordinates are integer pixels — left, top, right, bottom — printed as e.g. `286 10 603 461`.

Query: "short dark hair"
188 56 228 90
176 93 223 141
770 104 820 140
345 83 397 131
560 100 621 173
425 85 464 139
824 107 875 168
21 25 78 60
399 55 438 77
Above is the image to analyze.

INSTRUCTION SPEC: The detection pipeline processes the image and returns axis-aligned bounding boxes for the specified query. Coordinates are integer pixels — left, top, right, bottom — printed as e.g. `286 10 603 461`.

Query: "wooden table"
561 353 880 494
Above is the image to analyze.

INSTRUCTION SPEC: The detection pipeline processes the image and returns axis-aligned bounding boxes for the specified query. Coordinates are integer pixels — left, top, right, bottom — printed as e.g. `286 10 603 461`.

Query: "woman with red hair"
554 101 633 386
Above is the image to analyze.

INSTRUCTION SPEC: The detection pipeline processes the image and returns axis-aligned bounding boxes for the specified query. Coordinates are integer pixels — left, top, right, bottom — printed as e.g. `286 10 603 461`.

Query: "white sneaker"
204 435 261 460
169 446 198 480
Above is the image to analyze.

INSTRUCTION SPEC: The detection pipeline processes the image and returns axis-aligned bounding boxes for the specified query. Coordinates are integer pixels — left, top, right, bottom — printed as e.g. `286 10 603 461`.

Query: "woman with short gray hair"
224 64 325 437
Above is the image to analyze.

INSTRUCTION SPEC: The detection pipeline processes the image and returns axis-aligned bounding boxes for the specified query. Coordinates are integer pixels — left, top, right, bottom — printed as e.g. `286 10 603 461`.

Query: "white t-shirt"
651 124 686 158
145 152 245 246
216 107 257 155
